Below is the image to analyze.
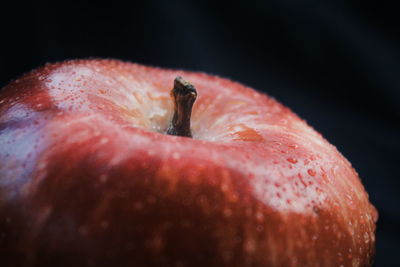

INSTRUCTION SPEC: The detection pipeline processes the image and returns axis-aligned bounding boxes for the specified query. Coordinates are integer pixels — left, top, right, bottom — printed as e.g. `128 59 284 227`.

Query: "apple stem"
166 76 197 138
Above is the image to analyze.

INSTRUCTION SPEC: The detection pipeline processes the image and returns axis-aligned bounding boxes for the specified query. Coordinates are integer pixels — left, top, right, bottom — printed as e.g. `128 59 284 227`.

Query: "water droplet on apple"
223 208 232 217
99 174 108 183
172 152 181 160
287 157 298 164
332 165 339 175
244 238 256 253
312 206 320 214
221 183 229 192
363 232 370 243
100 137 109 145
133 201 143 210
272 141 282 146
255 211 264 222
308 169 316 176
37 161 47 170
198 195 208 205
229 193 239 202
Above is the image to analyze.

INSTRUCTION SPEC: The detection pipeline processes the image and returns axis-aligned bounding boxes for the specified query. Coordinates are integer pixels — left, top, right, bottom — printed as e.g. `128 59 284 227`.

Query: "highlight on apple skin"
0 59 377 266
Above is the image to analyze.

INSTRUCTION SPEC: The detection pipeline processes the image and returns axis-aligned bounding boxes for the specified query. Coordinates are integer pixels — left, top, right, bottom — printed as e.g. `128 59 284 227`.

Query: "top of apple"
0 59 377 266
1 59 305 140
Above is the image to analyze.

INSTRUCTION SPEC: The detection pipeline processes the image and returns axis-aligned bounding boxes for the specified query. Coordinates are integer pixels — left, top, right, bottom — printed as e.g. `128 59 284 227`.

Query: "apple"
0 59 377 266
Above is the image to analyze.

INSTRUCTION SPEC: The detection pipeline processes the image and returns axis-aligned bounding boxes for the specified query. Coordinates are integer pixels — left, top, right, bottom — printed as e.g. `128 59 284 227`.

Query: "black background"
1 0 399 265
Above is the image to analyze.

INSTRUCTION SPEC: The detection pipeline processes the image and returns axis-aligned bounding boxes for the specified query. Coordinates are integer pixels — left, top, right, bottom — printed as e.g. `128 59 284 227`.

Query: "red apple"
0 59 377 266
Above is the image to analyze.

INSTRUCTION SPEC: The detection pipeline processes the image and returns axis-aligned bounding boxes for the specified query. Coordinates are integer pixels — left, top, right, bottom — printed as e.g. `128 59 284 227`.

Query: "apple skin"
0 59 377 267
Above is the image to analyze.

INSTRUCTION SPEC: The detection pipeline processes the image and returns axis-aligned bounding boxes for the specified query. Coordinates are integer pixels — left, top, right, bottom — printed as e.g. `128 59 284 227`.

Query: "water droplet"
100 137 109 144
99 174 108 183
332 165 339 175
244 238 256 253
133 201 143 210
363 232 370 243
308 169 316 176
224 208 232 217
172 152 181 160
313 206 320 214
198 195 208 205
287 157 298 164
255 211 264 221
221 183 229 192
229 193 239 202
